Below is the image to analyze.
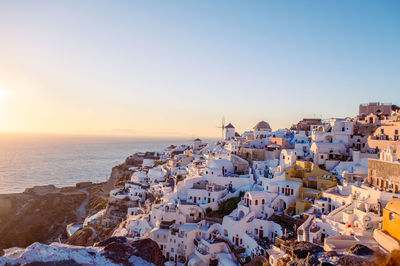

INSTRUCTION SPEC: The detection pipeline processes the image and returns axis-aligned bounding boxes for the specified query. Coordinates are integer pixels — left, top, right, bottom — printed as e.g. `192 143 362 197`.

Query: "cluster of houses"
105 102 400 265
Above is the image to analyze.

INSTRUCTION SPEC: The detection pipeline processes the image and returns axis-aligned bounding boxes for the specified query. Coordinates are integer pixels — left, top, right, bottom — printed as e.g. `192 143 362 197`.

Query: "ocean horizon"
0 133 207 194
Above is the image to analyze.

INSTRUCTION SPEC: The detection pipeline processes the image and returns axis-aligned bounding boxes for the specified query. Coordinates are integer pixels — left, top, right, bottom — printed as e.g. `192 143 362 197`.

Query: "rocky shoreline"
0 160 167 265
0 162 133 251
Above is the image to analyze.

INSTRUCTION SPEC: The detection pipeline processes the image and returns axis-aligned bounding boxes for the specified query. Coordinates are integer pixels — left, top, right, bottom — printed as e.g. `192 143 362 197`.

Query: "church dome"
254 121 271 131
385 198 400 215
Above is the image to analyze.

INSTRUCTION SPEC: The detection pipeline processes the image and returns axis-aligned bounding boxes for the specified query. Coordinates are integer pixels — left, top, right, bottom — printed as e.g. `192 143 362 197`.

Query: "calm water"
0 134 191 194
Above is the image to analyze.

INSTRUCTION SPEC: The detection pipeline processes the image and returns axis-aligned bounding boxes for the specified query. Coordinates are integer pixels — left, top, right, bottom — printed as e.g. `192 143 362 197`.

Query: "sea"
0 134 195 194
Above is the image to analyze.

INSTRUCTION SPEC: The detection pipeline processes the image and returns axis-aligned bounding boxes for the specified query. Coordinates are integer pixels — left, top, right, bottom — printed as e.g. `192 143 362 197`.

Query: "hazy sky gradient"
0 1 399 137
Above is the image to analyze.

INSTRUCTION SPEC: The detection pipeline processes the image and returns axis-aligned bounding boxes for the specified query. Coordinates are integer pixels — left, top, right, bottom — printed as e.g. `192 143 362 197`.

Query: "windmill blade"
221 116 225 139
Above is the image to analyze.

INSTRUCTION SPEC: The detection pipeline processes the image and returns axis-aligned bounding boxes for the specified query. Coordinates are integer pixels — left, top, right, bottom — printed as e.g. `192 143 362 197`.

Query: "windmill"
216 116 226 139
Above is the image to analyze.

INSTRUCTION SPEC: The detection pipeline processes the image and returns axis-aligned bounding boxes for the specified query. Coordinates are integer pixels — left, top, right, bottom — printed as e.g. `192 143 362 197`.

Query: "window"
255 200 258 205
381 129 385 134
390 212 395 221
395 130 399 135
262 199 265 204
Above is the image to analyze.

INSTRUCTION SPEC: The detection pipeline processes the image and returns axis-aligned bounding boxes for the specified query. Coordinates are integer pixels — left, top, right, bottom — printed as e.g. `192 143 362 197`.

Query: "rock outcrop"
346 244 374 256
288 254 320 266
0 191 86 249
0 163 133 250
290 241 324 259
65 226 98 247
102 237 164 266
337 255 372 266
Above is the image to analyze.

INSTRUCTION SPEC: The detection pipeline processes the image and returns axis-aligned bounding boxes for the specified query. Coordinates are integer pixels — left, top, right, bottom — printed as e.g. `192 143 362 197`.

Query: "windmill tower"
216 116 226 139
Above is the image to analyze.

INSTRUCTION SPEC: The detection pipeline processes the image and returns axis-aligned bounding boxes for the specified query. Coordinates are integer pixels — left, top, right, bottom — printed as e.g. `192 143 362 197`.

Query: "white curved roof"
206 159 233 170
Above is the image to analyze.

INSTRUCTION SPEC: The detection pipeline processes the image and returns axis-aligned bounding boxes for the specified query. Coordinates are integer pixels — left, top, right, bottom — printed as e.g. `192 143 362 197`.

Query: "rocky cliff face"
99 237 164 266
0 162 134 250
65 164 135 247
0 191 86 250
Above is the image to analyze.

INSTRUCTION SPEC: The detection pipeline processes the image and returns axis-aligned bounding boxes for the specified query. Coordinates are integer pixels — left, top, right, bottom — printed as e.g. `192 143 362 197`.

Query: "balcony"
177 248 185 255
195 247 209 256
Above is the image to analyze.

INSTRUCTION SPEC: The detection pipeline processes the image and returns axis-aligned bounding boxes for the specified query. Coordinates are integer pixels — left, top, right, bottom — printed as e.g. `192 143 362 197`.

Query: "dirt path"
77 189 89 222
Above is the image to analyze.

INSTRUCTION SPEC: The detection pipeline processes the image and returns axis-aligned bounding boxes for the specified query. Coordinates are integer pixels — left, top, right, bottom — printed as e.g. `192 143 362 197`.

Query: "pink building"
359 102 398 116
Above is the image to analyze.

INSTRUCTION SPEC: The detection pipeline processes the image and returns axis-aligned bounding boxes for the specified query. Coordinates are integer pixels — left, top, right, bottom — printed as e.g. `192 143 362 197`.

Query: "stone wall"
368 159 400 191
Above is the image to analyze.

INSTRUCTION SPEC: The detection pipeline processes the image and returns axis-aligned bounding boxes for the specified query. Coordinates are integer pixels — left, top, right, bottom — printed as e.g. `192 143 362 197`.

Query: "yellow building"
374 198 400 252
285 161 338 214
382 199 400 241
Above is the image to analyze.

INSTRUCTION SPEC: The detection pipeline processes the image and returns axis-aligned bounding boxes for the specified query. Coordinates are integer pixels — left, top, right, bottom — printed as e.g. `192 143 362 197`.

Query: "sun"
0 89 11 98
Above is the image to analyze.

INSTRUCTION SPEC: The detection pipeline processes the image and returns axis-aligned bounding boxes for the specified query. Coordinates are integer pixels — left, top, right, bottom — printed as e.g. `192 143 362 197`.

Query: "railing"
195 247 208 255
360 102 392 107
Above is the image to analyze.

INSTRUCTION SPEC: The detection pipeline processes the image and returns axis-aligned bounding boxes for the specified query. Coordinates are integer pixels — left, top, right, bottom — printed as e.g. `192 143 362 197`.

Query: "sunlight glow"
0 89 11 98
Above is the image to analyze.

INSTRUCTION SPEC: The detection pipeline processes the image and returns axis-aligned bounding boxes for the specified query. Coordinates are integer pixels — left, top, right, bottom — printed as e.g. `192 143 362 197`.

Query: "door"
194 197 197 203
208 198 211 203
259 229 263 239
235 237 239 246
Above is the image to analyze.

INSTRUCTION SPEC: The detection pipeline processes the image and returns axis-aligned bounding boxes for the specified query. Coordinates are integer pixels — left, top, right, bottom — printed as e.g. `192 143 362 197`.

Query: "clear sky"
0 1 399 138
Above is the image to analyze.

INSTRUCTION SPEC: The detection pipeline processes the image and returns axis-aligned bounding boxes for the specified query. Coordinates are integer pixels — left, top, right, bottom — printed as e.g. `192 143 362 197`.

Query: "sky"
0 1 399 138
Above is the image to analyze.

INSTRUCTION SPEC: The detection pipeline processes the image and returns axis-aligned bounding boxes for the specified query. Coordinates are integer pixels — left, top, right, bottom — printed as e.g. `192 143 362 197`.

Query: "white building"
225 123 236 140
186 180 228 210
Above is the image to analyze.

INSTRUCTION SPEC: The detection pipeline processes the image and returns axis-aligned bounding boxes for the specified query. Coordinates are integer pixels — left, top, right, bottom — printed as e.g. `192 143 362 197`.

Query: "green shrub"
216 193 243 217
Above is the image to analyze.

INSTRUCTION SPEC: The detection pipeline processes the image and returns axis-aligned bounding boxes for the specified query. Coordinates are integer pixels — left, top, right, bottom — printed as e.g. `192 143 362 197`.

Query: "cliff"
0 190 86 249
0 163 134 250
